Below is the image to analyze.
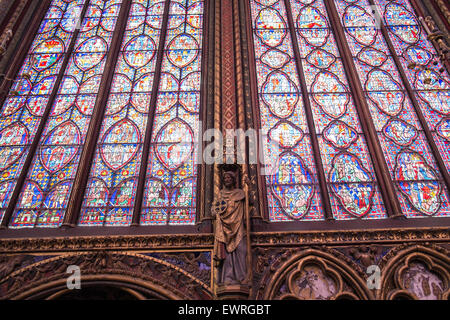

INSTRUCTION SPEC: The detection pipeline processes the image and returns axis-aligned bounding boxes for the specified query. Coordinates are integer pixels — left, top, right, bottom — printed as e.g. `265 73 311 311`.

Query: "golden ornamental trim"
251 227 450 246
0 227 448 253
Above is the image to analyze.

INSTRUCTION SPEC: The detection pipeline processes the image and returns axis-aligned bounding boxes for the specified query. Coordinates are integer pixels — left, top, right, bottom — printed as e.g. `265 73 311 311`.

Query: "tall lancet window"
248 0 449 221
249 0 386 221
0 0 206 228
80 0 205 227
250 0 325 222
334 0 450 218
9 0 123 228
0 0 87 226
141 0 204 226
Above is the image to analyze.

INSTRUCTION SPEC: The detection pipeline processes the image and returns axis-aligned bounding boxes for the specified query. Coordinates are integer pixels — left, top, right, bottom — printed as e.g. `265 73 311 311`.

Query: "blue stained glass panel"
10 0 123 228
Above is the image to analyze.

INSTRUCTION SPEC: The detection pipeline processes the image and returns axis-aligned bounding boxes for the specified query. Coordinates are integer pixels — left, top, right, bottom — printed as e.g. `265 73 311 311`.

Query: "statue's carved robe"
213 188 247 284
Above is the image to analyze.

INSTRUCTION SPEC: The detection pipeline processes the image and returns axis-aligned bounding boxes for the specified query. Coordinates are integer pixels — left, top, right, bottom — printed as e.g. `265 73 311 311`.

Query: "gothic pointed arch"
256 248 374 300
0 251 213 300
377 244 450 300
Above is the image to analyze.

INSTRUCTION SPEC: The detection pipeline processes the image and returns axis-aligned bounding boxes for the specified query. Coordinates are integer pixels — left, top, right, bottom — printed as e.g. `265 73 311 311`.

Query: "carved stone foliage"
144 252 212 287
254 247 373 300
0 228 448 254
251 227 450 246
0 234 214 253
378 244 449 300
337 246 390 269
0 251 213 300
0 255 55 280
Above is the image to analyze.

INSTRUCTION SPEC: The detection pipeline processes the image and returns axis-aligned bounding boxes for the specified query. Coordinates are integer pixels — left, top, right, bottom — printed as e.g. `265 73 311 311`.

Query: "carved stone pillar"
216 284 250 300
0 0 29 58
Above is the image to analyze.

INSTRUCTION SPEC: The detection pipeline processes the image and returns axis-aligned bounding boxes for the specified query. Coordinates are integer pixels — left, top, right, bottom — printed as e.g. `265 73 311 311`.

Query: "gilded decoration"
0 251 213 300
0 227 448 254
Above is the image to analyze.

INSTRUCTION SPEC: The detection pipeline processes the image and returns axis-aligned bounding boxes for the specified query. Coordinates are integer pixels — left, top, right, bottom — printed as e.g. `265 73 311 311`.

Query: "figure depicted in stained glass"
330 153 374 217
395 151 441 215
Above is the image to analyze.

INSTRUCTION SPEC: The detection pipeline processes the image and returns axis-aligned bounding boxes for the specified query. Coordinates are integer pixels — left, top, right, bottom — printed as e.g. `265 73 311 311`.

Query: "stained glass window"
290 0 386 220
0 0 448 229
142 0 203 226
9 0 123 228
0 0 87 226
378 0 450 215
250 0 324 222
80 0 205 227
249 0 450 221
379 1 449 175
0 0 206 229
334 0 450 218
79 0 167 226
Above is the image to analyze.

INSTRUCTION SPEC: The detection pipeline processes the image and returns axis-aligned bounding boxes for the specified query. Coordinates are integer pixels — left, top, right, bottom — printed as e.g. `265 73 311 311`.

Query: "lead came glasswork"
142 0 204 225
357 47 387 67
100 119 140 171
0 0 87 225
343 5 377 46
1 0 448 229
154 119 194 171
329 153 374 217
123 35 156 68
415 70 450 114
306 49 336 69
436 119 450 141
250 0 323 221
166 34 199 68
323 120 358 149
312 72 349 118
297 6 330 47
255 7 287 47
80 0 166 226
384 2 419 43
383 118 418 146
0 123 28 171
74 36 108 71
334 0 450 217
366 69 405 116
268 121 304 149
262 71 299 119
405 46 432 66
395 151 442 215
290 0 386 219
10 0 123 228
261 49 290 69
39 121 81 173
31 38 65 72
378 0 450 178
270 152 315 219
